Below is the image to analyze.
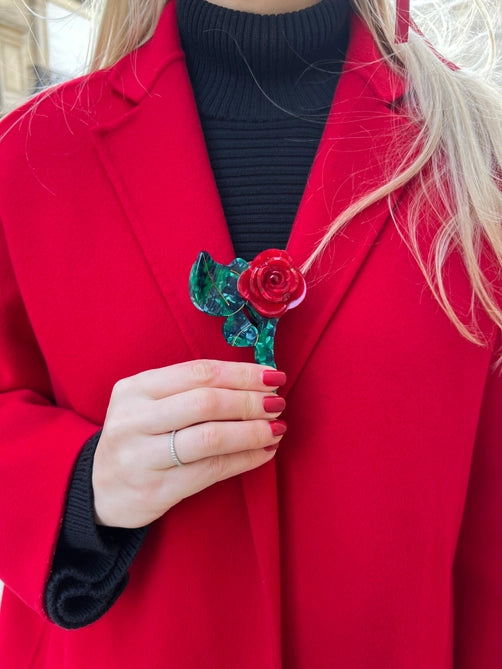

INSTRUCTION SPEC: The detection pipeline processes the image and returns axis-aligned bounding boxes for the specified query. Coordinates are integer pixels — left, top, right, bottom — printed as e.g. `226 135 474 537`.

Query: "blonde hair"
91 0 502 349
91 0 166 70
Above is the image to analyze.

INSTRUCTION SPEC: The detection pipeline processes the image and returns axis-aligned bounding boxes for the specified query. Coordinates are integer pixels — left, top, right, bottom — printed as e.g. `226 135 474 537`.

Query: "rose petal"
237 269 252 301
237 249 306 318
285 276 307 311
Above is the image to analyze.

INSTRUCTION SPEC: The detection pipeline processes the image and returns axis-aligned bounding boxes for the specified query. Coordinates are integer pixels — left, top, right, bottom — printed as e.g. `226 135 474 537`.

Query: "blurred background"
0 0 500 603
0 0 93 114
0 0 501 115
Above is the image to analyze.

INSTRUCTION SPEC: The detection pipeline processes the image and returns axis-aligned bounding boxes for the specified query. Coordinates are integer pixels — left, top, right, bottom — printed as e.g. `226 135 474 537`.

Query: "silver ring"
169 430 184 467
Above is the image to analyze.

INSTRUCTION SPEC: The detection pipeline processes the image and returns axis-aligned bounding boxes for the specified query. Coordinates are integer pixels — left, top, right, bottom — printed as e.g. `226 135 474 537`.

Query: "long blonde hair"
91 0 502 349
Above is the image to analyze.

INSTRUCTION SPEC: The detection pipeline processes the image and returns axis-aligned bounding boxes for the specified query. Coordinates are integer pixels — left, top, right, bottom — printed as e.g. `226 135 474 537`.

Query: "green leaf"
222 308 258 348
228 257 249 274
189 252 248 317
254 318 278 367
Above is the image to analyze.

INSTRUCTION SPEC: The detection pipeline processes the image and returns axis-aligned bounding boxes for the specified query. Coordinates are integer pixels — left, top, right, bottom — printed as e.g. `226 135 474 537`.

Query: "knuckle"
199 422 221 454
236 364 254 389
130 480 158 514
140 403 159 434
112 376 134 398
188 359 218 386
106 404 136 437
206 454 230 480
103 415 124 444
247 428 265 452
126 467 163 503
241 392 255 421
193 387 217 418
241 449 260 471
262 421 275 444
114 444 136 476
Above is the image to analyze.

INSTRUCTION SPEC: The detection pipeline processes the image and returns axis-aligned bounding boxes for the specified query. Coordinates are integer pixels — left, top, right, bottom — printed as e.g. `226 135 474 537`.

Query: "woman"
0 0 500 666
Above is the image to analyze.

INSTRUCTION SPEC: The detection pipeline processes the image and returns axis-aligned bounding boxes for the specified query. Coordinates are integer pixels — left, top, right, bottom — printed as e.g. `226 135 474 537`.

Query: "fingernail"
264 444 280 452
263 396 286 413
269 420 287 437
262 370 287 387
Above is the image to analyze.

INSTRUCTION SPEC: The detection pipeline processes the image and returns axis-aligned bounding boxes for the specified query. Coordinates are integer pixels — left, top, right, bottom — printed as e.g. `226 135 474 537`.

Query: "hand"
92 359 287 528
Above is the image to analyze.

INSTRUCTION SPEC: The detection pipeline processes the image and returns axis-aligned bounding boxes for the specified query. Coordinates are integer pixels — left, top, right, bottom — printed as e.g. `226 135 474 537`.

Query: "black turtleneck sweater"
179 0 349 259
45 0 350 629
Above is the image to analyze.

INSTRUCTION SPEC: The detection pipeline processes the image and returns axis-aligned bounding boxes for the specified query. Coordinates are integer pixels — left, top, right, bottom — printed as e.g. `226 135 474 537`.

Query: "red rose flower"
237 249 306 318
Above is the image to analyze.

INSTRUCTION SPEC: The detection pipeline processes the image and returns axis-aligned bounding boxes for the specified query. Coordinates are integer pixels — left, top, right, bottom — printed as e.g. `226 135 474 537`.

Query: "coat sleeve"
45 431 148 629
0 218 100 617
453 334 502 667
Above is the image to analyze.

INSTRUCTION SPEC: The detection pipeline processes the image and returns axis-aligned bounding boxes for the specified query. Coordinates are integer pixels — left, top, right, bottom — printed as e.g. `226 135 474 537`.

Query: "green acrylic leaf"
222 308 259 348
189 252 248 317
254 318 278 368
228 257 249 274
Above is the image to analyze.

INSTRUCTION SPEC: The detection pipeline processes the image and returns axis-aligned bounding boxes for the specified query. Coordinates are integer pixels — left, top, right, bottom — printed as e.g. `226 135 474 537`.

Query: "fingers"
149 418 287 469
158 447 279 508
94 421 285 527
143 388 286 435
94 359 288 528
129 359 287 399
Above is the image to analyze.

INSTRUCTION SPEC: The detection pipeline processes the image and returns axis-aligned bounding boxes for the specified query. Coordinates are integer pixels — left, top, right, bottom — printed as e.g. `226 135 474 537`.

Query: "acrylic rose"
189 249 306 367
237 249 307 318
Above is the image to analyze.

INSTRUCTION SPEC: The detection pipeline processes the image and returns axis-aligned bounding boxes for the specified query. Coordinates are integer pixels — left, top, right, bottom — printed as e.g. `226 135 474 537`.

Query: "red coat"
0 3 500 667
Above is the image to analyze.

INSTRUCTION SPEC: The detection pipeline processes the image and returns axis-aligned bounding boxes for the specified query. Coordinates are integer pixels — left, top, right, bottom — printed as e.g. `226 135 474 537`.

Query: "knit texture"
178 0 349 259
45 431 148 628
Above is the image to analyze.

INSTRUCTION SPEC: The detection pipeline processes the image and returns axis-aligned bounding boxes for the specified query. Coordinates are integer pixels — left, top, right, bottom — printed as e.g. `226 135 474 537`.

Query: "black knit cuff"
61 430 136 555
44 430 148 629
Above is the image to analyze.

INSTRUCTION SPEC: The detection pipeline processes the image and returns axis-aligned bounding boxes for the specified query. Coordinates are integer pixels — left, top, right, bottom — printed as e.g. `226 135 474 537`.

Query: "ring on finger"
169 430 185 467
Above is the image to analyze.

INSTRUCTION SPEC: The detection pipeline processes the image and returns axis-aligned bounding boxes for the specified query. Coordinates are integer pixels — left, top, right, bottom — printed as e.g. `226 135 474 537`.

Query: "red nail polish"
263 396 286 413
269 420 287 437
262 370 287 387
264 444 280 452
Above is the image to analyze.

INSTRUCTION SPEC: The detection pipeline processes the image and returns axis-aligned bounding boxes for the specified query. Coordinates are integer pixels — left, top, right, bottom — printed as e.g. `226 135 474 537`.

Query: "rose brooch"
189 249 306 367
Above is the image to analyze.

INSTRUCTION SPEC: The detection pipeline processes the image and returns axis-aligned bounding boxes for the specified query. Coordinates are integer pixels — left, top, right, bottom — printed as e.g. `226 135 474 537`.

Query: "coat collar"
108 1 406 105
108 1 184 104
95 0 410 374
92 5 410 665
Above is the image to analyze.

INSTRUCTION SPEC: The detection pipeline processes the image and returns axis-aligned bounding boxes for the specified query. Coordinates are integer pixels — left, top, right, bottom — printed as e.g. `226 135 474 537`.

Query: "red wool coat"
0 3 500 668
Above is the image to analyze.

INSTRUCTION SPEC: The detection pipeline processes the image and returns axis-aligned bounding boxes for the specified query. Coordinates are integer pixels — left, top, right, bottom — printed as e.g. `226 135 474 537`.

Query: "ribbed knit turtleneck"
177 0 350 258
178 0 350 120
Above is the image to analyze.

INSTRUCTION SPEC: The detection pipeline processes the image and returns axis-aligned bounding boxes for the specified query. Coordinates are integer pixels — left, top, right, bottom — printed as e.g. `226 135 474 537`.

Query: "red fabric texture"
0 4 500 668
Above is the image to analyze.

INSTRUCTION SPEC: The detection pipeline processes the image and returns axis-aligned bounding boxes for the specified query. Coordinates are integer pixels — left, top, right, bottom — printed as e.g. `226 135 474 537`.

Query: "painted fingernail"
269 420 287 436
262 370 287 387
263 396 286 413
264 444 280 452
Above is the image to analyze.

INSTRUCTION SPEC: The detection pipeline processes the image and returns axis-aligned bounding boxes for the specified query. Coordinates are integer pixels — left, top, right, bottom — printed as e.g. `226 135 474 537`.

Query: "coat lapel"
241 19 411 667
278 16 410 390
91 1 240 364
92 8 282 661
91 7 411 667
